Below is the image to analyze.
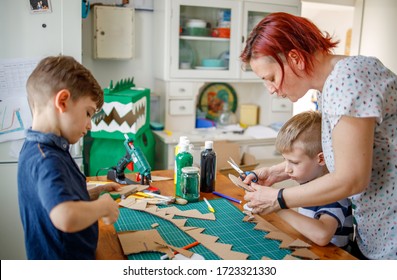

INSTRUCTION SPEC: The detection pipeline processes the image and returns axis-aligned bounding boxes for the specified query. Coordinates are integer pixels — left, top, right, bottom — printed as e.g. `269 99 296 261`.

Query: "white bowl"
186 19 207 28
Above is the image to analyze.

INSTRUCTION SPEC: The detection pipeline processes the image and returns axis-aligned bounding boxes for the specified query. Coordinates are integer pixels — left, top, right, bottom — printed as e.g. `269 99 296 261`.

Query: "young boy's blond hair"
275 110 322 158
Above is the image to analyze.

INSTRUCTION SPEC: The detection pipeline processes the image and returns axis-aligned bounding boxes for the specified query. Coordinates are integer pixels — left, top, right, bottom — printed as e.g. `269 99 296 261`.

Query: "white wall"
82 1 155 90
294 1 355 115
301 2 355 55
359 0 397 73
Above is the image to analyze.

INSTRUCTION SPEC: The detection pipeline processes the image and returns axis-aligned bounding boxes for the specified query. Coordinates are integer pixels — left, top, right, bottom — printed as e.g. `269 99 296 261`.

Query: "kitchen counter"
153 125 278 144
152 126 282 170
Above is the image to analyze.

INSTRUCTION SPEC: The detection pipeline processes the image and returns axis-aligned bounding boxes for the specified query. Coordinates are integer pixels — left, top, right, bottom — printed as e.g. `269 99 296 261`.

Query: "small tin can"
180 166 200 202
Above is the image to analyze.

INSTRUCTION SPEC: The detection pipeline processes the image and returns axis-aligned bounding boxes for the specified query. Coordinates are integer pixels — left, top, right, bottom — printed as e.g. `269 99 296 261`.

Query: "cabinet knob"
178 88 186 93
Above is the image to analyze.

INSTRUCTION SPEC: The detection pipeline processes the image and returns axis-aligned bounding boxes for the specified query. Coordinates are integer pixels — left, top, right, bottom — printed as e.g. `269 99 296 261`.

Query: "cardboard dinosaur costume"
83 78 155 177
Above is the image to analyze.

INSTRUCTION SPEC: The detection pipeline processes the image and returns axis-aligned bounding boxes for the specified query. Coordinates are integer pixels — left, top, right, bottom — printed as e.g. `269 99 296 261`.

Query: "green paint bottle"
175 142 193 197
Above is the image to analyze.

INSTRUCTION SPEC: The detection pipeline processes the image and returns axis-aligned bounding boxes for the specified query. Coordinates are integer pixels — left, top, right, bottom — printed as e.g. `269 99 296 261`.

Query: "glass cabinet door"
241 1 300 80
170 0 241 79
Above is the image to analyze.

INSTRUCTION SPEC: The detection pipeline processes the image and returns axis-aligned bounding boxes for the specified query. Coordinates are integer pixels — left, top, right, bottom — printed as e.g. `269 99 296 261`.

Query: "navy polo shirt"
18 129 98 259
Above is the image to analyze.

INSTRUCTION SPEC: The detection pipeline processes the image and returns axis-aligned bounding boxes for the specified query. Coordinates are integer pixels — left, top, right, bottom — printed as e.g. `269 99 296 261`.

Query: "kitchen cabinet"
154 0 241 80
154 80 204 131
153 129 283 170
93 6 135 59
153 0 300 81
153 0 299 132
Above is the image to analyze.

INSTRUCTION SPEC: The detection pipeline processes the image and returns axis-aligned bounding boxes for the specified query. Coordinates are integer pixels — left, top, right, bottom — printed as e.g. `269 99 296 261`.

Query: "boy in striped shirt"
275 111 353 247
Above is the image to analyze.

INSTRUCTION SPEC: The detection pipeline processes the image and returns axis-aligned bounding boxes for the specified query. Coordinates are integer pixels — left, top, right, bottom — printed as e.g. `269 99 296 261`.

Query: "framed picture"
29 0 52 13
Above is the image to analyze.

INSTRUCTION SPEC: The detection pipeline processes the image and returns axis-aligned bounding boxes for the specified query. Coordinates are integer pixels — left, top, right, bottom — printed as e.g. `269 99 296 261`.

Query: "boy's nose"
284 163 292 174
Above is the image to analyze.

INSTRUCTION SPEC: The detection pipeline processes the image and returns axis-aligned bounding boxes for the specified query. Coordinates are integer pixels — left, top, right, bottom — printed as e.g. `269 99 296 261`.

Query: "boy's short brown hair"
275 110 322 158
26 55 103 111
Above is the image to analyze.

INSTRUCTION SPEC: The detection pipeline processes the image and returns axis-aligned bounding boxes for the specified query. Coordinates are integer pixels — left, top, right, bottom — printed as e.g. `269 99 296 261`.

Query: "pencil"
203 197 215 213
212 191 242 204
160 241 200 260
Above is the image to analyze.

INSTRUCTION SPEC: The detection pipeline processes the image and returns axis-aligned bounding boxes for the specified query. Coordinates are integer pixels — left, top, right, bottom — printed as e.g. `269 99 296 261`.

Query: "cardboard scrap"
287 239 311 249
253 220 279 232
154 241 194 259
242 211 255 221
291 248 320 260
181 227 204 233
170 218 188 228
117 230 173 257
117 229 195 259
283 254 300 260
164 207 216 220
110 184 137 197
188 230 219 245
243 212 318 260
228 174 255 192
151 176 173 181
120 199 215 221
119 198 147 210
264 231 295 249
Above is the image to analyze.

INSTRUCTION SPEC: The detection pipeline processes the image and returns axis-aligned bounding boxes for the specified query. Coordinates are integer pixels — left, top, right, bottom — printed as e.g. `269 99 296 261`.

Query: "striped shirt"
299 198 353 247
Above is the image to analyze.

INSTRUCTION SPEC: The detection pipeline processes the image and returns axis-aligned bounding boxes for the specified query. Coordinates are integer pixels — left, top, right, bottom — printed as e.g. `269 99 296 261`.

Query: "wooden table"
91 170 356 260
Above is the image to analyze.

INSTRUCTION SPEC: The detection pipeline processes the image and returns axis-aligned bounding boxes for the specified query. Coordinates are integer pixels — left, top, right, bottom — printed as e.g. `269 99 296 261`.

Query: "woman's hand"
243 162 289 186
244 183 280 214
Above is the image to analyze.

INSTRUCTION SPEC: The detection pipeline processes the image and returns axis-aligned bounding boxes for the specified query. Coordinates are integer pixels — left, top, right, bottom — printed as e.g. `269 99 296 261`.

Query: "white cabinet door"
160 0 242 80
93 6 135 59
240 1 300 80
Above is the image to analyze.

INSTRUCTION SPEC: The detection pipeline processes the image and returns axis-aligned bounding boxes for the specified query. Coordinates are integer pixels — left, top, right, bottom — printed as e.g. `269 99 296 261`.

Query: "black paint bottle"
200 141 217 193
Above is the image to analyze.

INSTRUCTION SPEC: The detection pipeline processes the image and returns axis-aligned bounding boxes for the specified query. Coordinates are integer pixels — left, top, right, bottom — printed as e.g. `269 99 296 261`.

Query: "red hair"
240 12 338 82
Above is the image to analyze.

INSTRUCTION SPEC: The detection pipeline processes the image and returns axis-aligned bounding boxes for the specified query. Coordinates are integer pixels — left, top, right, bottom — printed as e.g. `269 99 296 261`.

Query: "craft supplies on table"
114 199 291 260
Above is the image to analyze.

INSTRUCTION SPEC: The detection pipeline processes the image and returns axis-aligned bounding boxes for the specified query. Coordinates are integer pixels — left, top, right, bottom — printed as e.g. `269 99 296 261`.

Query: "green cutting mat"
114 198 291 260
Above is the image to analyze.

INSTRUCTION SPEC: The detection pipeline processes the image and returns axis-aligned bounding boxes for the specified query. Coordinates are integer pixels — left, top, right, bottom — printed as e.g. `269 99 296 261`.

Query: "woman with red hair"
241 12 396 260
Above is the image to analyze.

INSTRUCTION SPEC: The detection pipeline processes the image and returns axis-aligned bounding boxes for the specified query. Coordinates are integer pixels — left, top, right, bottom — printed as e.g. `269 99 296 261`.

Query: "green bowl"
185 27 210 36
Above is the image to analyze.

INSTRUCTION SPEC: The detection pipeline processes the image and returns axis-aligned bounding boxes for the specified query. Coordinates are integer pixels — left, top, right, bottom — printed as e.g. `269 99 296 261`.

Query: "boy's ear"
54 89 71 113
317 152 326 166
288 49 305 70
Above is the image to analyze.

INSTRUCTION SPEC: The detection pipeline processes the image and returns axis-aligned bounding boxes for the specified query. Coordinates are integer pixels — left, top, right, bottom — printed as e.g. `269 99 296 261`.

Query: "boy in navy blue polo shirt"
18 55 120 259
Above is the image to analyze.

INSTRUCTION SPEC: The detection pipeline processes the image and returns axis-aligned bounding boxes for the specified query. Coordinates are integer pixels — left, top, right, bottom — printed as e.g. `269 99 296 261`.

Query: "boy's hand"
88 182 122 200
101 182 122 192
98 193 120 225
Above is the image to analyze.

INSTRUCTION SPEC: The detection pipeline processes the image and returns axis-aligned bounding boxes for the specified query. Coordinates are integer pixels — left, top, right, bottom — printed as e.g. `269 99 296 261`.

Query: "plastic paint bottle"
175 142 193 197
174 136 188 189
200 141 216 193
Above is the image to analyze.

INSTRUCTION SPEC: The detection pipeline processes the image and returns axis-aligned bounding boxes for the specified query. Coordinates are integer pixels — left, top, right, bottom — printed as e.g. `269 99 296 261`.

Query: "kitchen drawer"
169 99 195 115
169 99 195 116
169 82 195 98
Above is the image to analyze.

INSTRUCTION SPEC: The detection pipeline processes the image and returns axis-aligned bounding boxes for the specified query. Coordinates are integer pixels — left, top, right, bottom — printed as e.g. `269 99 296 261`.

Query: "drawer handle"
178 88 186 93
179 106 186 110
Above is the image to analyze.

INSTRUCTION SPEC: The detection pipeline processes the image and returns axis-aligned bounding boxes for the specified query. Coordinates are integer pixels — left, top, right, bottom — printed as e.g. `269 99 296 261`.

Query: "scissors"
227 157 258 183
